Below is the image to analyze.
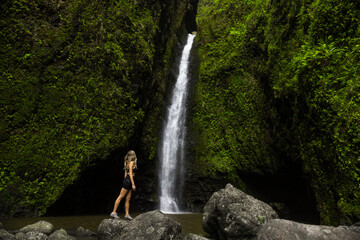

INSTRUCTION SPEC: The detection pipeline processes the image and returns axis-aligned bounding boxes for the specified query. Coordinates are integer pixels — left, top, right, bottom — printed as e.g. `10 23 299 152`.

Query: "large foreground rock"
97 218 128 240
120 210 182 240
256 219 360 240
203 184 278 240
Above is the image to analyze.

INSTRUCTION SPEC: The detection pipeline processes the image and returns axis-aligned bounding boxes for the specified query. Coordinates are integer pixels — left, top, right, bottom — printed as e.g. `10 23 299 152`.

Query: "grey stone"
120 210 182 240
0 229 16 240
202 183 279 240
348 222 360 234
76 226 96 237
67 235 76 240
49 229 68 240
256 219 360 240
97 218 128 240
183 233 210 240
15 232 25 239
15 231 48 240
19 220 53 234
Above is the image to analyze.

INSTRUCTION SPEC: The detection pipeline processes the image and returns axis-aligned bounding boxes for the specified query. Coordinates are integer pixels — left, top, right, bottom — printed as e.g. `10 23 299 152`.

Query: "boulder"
49 229 69 240
183 233 210 240
120 210 182 240
256 219 360 240
202 183 278 240
76 226 96 237
19 220 54 234
348 222 360 234
97 218 128 240
15 231 49 240
0 229 15 240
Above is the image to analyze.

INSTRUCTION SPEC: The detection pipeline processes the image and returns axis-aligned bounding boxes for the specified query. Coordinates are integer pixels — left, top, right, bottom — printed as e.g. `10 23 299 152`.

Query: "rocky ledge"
1 184 359 240
0 211 206 240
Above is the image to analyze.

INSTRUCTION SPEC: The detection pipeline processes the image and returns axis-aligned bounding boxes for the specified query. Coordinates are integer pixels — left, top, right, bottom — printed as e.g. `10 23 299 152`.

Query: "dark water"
1 213 206 236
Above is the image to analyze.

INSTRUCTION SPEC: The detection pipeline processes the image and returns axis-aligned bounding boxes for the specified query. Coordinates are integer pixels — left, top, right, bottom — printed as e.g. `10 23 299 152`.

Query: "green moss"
195 0 360 225
192 0 275 185
0 0 185 216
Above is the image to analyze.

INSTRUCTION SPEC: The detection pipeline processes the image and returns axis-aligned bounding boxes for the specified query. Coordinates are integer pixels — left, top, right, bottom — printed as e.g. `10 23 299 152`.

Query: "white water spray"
159 34 195 213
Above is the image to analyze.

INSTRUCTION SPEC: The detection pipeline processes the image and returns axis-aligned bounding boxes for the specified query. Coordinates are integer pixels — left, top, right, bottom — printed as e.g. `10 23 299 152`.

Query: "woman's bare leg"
124 190 132 216
112 188 128 213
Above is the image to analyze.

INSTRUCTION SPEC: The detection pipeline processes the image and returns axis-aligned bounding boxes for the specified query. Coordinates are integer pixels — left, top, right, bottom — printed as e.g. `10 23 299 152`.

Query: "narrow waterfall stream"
159 34 195 213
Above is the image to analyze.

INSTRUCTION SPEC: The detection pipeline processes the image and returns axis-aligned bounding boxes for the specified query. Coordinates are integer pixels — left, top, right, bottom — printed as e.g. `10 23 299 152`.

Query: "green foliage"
0 0 161 216
193 74 274 177
196 0 360 225
193 0 274 184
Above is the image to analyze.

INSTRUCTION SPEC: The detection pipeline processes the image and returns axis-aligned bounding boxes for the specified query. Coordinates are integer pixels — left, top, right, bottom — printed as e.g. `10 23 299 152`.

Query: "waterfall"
159 34 195 213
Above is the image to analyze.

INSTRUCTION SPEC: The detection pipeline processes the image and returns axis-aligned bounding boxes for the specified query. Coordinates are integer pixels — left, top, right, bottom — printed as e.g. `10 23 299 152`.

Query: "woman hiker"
110 150 137 220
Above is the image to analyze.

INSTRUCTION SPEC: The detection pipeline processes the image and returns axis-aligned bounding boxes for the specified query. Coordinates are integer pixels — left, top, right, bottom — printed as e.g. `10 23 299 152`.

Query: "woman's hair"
124 150 137 171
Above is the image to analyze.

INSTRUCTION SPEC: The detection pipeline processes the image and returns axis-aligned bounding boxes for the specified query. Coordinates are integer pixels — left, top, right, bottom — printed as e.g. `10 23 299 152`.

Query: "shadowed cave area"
46 149 157 216
240 163 320 225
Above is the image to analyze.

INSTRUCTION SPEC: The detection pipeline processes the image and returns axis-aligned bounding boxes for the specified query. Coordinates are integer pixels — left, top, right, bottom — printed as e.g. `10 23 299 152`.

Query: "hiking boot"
110 212 119 219
124 214 133 220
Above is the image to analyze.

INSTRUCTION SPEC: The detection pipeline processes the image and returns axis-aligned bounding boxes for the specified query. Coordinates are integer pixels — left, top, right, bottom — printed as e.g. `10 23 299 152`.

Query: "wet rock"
256 219 360 240
348 222 360 234
97 218 128 240
0 229 15 240
19 220 54 234
120 210 182 240
48 229 68 240
16 231 49 240
183 233 210 240
202 183 279 240
76 226 96 237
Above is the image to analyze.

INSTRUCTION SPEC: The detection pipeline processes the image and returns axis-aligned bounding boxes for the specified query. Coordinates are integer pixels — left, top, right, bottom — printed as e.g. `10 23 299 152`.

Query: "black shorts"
122 174 131 190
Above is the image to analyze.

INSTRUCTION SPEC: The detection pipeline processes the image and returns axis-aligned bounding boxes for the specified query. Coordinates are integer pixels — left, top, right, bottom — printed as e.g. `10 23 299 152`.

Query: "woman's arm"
128 161 136 191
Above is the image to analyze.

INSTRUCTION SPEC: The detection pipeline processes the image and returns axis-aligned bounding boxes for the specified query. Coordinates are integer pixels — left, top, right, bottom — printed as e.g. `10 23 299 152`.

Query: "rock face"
19 220 54 234
97 218 128 240
256 219 360 240
202 184 279 240
120 210 182 240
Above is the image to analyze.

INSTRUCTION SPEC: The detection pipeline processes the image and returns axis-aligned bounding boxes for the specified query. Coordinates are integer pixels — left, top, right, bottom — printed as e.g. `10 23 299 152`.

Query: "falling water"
159 34 195 213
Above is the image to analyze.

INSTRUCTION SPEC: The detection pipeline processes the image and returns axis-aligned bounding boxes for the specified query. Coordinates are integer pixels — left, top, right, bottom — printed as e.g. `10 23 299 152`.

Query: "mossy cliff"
189 0 360 225
0 0 197 216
